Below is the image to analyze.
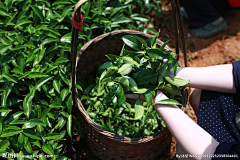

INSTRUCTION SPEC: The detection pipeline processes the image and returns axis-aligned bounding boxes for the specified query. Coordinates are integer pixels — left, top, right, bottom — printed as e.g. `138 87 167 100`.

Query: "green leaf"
132 36 149 48
124 76 138 92
2 73 18 83
58 117 66 130
59 69 70 86
7 111 23 124
114 77 129 87
160 39 171 51
134 96 144 120
60 32 71 43
158 75 164 84
134 88 148 94
98 0 103 14
164 84 182 96
15 19 33 28
22 119 45 129
44 28 61 38
0 56 13 65
160 62 170 77
168 58 178 76
75 84 83 91
53 0 71 5
49 103 63 109
102 76 116 83
133 70 158 85
61 88 69 101
151 30 160 48
23 92 35 119
0 107 12 112
30 5 44 21
122 35 142 50
12 67 23 74
43 133 61 140
39 155 47 160
115 84 126 106
0 45 10 53
41 108 51 119
24 141 32 153
130 13 149 22
143 28 158 34
55 57 69 64
16 34 23 44
0 8 11 17
112 17 132 25
118 64 132 75
165 77 189 86
67 114 72 138
155 99 181 106
0 37 11 45
5 12 17 27
37 48 45 64
18 151 24 160
144 91 152 108
34 77 53 91
18 133 24 149
0 140 10 151
0 123 2 135
22 129 41 140
124 50 144 57
24 41 35 48
28 72 48 78
146 49 169 59
67 96 72 113
53 80 60 93
99 62 113 70
0 130 22 137
120 56 139 66
40 38 58 47
100 67 118 81
42 144 54 155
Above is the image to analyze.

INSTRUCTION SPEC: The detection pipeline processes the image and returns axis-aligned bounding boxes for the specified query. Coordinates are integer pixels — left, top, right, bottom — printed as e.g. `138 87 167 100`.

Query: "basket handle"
73 0 89 15
71 0 89 112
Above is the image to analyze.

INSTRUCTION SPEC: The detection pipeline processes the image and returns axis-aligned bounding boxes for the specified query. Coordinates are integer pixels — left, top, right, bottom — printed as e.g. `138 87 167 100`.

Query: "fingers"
125 94 146 102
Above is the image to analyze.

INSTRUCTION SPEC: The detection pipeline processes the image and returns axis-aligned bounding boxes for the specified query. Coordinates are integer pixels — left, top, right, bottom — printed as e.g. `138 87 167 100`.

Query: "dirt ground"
67 7 240 160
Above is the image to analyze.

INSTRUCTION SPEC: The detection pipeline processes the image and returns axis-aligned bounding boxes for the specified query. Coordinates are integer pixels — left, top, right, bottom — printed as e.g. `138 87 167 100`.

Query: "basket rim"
74 29 172 144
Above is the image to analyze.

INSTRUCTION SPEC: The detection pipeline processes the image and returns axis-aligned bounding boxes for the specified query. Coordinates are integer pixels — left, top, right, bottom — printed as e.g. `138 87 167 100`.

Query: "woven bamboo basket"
71 1 188 159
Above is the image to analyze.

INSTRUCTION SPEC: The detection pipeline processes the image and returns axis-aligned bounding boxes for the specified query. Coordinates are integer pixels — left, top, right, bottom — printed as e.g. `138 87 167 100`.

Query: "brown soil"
68 7 240 160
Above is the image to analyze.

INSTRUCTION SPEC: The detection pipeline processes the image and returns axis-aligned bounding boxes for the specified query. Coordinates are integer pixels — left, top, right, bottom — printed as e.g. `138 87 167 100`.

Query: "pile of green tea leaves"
79 32 189 138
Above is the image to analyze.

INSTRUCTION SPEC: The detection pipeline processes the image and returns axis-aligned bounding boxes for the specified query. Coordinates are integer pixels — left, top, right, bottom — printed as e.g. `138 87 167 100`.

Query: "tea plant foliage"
0 0 157 159
79 32 189 138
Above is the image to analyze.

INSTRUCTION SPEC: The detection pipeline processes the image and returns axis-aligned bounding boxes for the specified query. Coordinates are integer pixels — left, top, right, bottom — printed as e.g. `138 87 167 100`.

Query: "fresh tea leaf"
133 70 158 85
134 96 144 120
155 99 181 106
122 35 142 50
118 64 132 75
165 77 189 86
146 49 169 60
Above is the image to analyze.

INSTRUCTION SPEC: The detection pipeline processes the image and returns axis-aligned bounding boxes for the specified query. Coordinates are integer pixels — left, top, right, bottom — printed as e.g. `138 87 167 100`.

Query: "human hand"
125 90 169 105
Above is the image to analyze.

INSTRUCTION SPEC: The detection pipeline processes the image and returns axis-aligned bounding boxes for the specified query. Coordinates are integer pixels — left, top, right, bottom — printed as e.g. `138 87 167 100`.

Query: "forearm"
154 104 219 160
174 64 236 93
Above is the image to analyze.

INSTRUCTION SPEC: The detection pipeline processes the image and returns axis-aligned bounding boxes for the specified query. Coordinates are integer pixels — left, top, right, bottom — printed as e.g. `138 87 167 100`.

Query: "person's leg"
209 0 231 10
179 0 221 28
179 0 229 38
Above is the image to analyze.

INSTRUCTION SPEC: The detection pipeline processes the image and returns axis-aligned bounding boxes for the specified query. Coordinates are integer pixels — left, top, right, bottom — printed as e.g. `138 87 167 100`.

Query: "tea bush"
0 0 160 159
